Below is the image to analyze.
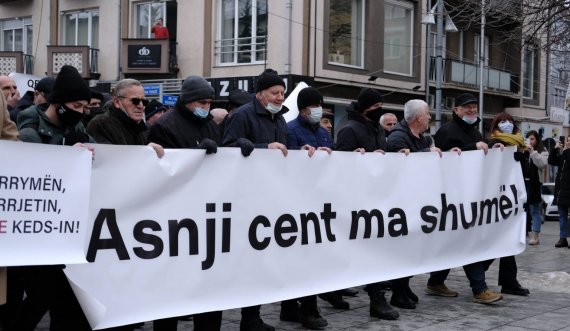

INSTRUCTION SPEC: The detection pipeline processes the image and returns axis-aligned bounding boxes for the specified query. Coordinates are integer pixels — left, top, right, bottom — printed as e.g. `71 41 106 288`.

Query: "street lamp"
422 0 457 131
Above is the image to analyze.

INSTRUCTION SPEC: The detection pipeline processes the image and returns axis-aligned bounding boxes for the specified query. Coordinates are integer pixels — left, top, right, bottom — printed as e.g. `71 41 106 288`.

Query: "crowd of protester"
0 66 568 331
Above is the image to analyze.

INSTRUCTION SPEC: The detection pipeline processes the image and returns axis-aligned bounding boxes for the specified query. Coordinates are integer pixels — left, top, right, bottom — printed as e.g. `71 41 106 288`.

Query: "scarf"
490 131 526 151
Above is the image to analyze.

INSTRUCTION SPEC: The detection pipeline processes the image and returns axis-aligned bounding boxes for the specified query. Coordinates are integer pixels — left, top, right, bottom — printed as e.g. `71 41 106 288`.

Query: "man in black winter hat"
223 68 290 158
18 65 93 146
144 99 167 126
13 64 94 331
335 87 401 321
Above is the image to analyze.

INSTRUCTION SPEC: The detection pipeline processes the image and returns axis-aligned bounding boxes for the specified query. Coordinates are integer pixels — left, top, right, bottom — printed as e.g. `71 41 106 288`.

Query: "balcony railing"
47 46 99 78
0 51 34 75
121 38 177 75
430 57 519 94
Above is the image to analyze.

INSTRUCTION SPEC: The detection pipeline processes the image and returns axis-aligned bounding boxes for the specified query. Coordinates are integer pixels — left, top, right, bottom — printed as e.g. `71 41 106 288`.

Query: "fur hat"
49 65 91 104
356 88 383 112
255 69 285 92
297 87 323 110
179 76 214 104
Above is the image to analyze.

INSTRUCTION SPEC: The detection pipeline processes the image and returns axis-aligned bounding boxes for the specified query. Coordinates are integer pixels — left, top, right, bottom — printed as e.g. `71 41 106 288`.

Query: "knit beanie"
179 76 214 104
255 69 286 92
49 65 91 104
356 88 383 112
297 87 323 110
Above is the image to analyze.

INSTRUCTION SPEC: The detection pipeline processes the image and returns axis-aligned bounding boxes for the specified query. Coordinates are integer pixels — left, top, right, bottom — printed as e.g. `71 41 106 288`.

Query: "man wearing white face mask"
434 93 489 154
224 69 296 158
286 87 333 151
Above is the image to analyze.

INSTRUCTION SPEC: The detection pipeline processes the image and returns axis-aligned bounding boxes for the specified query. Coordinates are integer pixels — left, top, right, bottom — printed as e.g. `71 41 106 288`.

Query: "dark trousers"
10 265 91 331
241 305 262 321
482 256 518 287
463 261 488 294
428 269 451 286
153 311 222 331
0 267 24 329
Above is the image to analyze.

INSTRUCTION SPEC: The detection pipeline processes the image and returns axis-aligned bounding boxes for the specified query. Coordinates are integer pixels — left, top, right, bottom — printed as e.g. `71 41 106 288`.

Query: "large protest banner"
63 144 526 329
0 140 92 265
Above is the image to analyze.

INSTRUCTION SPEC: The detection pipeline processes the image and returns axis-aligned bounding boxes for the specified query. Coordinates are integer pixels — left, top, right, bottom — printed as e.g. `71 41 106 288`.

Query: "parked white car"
541 183 570 221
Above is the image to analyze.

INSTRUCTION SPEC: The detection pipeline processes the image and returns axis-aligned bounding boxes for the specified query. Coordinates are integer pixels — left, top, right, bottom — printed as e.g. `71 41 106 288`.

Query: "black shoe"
390 292 416 309
501 282 530 296
299 304 328 330
555 238 568 248
405 286 419 303
240 317 275 331
369 293 399 320
318 292 349 310
340 288 359 297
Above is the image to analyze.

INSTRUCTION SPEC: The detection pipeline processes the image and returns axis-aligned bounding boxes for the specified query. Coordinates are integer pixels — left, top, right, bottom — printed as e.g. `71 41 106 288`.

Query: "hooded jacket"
223 98 288 148
147 102 221 149
335 102 386 152
386 120 432 153
434 112 482 151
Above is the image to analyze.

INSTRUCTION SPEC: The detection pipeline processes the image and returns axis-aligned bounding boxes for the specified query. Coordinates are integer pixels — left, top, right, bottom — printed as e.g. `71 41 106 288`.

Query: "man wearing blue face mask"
148 75 220 154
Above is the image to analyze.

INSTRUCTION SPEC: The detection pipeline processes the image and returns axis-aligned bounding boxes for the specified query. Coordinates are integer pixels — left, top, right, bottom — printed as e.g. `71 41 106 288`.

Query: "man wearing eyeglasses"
86 78 163 157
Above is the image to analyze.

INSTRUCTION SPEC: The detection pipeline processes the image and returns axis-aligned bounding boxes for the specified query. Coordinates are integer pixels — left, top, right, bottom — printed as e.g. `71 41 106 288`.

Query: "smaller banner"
0 140 92 266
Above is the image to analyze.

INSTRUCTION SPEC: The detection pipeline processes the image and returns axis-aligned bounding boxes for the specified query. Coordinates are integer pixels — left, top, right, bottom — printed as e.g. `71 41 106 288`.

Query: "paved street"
37 220 570 330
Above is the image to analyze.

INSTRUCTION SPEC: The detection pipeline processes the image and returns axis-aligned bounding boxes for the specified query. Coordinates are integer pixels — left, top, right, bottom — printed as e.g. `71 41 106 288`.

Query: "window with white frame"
1 17 33 53
384 0 413 75
523 44 537 99
474 34 489 66
135 1 166 38
328 0 364 67
216 0 267 65
63 10 99 48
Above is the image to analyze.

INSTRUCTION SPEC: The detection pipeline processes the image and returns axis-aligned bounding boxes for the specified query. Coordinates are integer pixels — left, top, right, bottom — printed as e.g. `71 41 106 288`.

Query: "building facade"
0 0 558 137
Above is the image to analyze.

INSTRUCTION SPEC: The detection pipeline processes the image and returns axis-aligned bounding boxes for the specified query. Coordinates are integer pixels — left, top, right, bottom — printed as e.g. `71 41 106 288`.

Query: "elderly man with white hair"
387 99 445 154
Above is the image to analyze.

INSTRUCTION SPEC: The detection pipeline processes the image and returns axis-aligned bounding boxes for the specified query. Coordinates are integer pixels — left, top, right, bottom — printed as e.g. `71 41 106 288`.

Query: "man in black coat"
429 93 503 304
335 88 386 153
335 88 400 321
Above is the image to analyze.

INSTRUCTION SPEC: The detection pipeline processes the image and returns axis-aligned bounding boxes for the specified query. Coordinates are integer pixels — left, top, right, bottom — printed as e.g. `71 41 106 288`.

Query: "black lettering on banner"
320 203 337 242
133 220 163 259
168 218 199 256
300 212 322 245
249 215 271 250
387 208 407 237
349 209 384 239
420 205 438 233
274 214 298 247
86 209 130 262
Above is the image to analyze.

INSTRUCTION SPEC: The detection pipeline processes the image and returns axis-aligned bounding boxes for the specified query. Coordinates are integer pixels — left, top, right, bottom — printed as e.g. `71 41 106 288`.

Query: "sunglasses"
118 96 149 107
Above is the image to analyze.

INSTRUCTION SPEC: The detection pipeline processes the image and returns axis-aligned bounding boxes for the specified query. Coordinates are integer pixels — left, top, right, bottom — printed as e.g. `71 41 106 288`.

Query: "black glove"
236 138 254 157
513 151 523 162
63 131 90 146
198 138 218 154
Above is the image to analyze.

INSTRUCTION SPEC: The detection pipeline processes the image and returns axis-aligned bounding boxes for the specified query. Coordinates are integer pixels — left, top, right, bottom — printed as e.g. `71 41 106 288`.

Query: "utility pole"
435 0 444 131
479 0 486 135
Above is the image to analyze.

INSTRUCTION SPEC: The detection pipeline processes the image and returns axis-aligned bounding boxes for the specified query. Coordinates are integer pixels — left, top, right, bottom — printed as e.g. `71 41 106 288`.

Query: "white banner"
0 140 92 266
63 145 526 329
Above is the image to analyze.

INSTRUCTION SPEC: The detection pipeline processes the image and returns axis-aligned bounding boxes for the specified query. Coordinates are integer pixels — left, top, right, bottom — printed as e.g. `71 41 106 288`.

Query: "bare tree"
445 0 570 51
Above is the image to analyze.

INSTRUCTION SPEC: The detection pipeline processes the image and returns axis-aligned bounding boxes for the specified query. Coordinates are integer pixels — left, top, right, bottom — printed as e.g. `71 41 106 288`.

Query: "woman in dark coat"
486 112 530 296
524 130 548 245
548 136 570 248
